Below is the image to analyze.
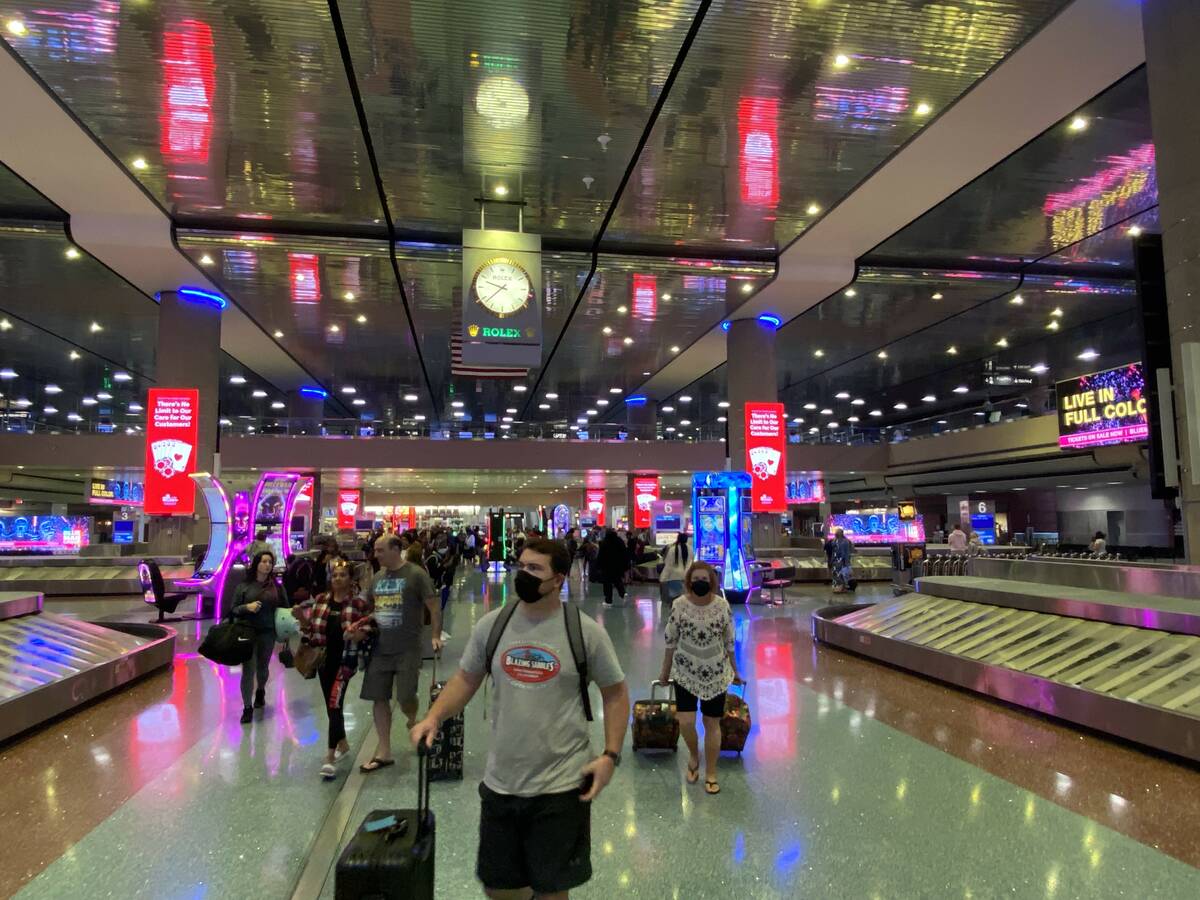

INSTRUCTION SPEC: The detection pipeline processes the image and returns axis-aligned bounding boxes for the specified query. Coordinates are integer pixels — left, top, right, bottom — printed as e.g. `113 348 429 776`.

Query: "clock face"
473 257 532 318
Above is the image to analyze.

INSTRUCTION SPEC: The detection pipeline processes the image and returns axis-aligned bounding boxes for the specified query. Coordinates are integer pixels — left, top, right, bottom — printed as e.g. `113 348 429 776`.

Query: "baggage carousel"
0 556 193 595
812 561 1200 762
0 592 176 742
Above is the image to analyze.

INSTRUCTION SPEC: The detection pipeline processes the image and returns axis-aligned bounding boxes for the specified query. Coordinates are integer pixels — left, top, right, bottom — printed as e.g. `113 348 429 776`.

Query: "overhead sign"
632 476 660 529
745 402 787 512
88 478 144 507
337 489 362 530
144 388 199 515
585 489 606 527
461 228 542 369
1057 362 1149 449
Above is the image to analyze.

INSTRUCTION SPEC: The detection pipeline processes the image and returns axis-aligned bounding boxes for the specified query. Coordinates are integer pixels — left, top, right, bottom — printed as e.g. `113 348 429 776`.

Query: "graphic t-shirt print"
501 644 561 685
373 577 406 629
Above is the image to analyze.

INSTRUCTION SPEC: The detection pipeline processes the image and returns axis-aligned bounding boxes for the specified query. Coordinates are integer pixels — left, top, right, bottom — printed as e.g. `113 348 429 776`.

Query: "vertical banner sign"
745 402 787 512
144 388 199 515
337 489 362 530
585 489 607 527
632 476 660 529
407 506 417 530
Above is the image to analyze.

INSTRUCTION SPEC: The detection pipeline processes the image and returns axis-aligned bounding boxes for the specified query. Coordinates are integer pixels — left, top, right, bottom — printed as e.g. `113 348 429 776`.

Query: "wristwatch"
602 749 621 767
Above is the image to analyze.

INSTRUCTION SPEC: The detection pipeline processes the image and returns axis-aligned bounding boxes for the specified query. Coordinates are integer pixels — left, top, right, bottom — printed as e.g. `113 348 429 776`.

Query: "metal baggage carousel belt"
813 592 1200 762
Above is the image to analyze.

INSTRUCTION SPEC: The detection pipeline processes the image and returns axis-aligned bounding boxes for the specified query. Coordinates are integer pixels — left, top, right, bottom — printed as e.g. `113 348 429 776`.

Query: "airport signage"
632 476 659 529
144 388 199 516
337 489 362 531
745 402 787 512
1056 362 1149 449
585 489 606 527
88 478 144 507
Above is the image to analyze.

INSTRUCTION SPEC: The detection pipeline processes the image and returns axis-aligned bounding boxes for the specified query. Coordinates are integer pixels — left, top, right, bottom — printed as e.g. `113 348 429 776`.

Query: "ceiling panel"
0 162 63 220
605 0 1074 254
868 69 1157 269
340 0 703 238
3 0 382 224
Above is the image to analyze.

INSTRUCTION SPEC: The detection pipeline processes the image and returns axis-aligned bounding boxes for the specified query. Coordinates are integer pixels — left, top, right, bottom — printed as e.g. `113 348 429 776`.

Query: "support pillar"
288 391 325 435
727 317 782 547
626 398 657 441
1142 2 1200 562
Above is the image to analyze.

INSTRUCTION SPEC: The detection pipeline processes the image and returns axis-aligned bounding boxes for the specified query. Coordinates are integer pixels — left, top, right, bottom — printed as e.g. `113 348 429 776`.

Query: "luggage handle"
650 679 675 701
415 741 431 834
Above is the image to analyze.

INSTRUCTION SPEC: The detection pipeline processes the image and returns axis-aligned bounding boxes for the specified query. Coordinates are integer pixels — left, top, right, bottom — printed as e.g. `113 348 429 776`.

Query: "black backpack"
483 602 593 721
283 556 315 601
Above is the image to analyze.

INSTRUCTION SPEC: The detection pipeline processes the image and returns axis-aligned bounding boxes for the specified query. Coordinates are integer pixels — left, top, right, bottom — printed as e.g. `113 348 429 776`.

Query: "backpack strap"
563 603 594 722
483 600 522 678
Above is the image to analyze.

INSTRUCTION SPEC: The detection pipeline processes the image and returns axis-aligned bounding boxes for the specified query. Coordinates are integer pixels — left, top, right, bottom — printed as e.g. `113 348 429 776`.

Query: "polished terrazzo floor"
5 572 1200 899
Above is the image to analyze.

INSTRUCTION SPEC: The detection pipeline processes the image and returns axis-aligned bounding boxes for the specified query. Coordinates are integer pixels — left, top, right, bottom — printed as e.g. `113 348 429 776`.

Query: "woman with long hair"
658 561 744 795
231 550 287 724
301 562 369 779
658 532 690 609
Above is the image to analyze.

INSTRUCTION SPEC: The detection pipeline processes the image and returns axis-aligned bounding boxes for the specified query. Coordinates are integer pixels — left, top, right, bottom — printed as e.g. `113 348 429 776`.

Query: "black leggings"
673 683 726 718
317 648 347 750
602 580 626 604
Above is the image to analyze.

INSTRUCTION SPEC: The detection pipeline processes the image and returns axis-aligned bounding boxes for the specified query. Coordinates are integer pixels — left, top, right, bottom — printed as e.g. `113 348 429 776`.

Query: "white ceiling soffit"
0 44 316 393
639 0 1146 402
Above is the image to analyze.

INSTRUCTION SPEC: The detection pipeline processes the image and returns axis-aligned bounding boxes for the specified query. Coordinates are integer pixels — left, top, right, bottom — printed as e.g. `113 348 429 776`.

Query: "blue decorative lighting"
625 395 648 406
298 386 328 400
757 313 782 329
156 286 228 310
720 321 732 332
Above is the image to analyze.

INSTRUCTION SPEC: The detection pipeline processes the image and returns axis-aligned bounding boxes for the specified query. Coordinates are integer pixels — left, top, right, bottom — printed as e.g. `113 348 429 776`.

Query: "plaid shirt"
302 591 369 648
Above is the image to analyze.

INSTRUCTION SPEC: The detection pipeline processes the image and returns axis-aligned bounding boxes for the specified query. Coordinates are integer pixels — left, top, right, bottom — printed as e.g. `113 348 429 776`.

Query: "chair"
139 559 194 623
761 559 795 605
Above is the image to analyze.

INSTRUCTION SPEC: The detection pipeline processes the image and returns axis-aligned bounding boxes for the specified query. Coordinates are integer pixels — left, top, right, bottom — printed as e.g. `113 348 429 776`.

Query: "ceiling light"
847 416 860 423
623 337 633 345
953 385 969 394
586 409 598 416
502 416 514 423
13 398 30 408
850 398 865 406
356 314 367 324
914 101 932 116
877 351 888 360
6 19 28 36
678 395 692 402
827 421 840 428
1009 294 1024 305
451 400 464 408
1077 348 1100 361
1127 225 1143 237
833 53 851 68
546 392 559 400
414 414 426 421
806 203 821 216
513 385 527 393
835 392 850 400
680 419 692 426
65 247 81 260
67 412 82 422
252 390 267 398
808 427 819 434
820 408 833 416
662 405 675 413
932 292 944 300
922 394 936 403
843 288 857 298
271 401 285 409
506 407 517 413
996 337 1009 348
975 411 987 417
670 345 681 354
803 403 817 410
131 157 148 171
602 326 613 335
717 416 727 423
936 419 948 425
1068 115 1088 132
352 398 366 406
1050 307 1064 318
96 391 112 400
494 184 509 197
1030 364 1048 375
814 349 824 358
112 371 133 384
538 403 550 410
44 384 62 394
718 401 730 409
661 293 672 302
894 402 908 410
597 399 609 407
229 375 247 385
947 345 958 355
0 319 11 330
403 393 419 402
328 324 340 333
273 330 284 339
43 405 57 415
453 410 466 418
617 305 628 314
128 402 143 412
1047 320 1060 331
89 321 102 333
665 426 676 433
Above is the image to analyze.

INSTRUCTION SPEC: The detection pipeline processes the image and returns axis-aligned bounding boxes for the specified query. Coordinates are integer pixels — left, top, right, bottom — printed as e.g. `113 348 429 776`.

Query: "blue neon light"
720 321 732 332
692 471 753 593
177 286 228 310
298 386 328 400
757 313 782 329
625 395 648 406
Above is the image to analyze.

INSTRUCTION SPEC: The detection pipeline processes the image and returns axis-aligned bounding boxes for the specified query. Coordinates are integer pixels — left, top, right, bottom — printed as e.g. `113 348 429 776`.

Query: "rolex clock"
461 229 542 368
472 256 533 318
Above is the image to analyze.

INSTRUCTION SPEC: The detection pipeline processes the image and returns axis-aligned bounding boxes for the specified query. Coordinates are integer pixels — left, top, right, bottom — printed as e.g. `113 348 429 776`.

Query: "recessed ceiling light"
717 416 727 423
1077 348 1100 361
502 416 514 423
718 401 730 409
790 417 803 424
996 337 1009 348
833 53 851 68
597 399 609 407
356 314 367 324
617 305 628 314
67 412 82 422
13 398 31 408
343 291 356 301
546 393 559 400
96 391 112 400
623 337 633 345
6 19 28 36
538 403 550 410
0 370 19 382
947 345 958 355
1009 294 1024 305
506 407 517 413
894 402 908 410
131 157 148 171
814 349 824 358
820 408 833 416
602 326 613 335
271 401 285 410
877 351 888 360
451 400 464 408
128 402 143 412
670 345 681 354
803 403 817 410
81 397 97 406
932 292 943 300
835 392 850 400
113 372 132 383
827 421 840 428
847 416 860 423
851 398 864 406
69 350 81 360
665 426 676 433
678 395 692 402
680 419 692 426
1047 320 1060 331
806 202 821 216
586 409 598 416
273 329 284 339
662 405 675 413
44 384 62 394
353 398 366 406
403 393 419 402
914 101 932 117
922 394 936 402
414 414 426 421
43 405 57 414
89 321 102 332
0 319 11 330
328 324 340 333
65 247 81 260
494 184 509 197
808 427 819 434
252 389 267 398
1127 225 1143 237
936 419 947 425
953 385 969 394
229 375 246 385
1068 115 1088 132
513 385 527 393
1030 364 1048 374
453 410 466 418
976 411 987 417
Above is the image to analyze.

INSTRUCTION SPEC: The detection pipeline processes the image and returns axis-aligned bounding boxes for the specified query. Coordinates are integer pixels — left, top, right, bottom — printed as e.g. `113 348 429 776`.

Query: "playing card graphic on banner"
584 489 606 527
144 388 199 515
337 489 361 530
745 402 787 512
632 476 659 529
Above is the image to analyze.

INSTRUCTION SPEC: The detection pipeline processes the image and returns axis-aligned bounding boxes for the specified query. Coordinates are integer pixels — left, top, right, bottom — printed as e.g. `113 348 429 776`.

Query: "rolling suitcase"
428 655 463 782
632 680 679 752
335 746 435 899
720 684 751 755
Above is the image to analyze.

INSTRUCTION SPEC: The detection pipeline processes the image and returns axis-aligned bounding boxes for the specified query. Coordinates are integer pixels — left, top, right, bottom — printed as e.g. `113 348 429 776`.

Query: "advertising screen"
785 475 826 505
0 515 91 552
144 388 199 515
1057 363 1149 449
745 402 786 512
88 478 144 507
827 512 926 544
632 476 659 529
585 490 606 527
337 489 362 530
696 495 728 564
256 477 293 525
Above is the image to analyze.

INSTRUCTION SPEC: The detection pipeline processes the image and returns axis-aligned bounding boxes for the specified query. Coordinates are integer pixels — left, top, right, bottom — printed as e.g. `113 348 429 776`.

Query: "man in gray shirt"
412 538 629 899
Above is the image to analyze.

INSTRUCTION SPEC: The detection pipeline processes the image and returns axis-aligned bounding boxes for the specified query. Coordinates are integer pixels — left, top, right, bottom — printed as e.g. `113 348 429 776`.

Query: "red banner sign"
584 489 606 527
407 506 417 530
632 476 660 529
337 489 362 530
144 388 199 515
745 401 787 512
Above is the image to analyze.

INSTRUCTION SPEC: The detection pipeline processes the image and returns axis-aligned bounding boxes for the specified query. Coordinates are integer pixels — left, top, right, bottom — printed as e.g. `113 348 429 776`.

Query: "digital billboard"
632 476 659 529
144 388 199 515
785 475 826 505
745 402 786 512
1057 363 1149 449
827 512 926 545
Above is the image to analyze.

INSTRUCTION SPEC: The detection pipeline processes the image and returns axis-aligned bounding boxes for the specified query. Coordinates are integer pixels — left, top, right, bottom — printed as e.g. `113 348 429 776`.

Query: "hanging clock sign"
461 228 542 368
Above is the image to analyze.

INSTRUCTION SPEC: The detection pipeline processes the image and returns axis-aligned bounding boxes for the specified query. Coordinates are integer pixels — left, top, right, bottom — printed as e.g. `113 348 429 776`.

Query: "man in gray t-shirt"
413 539 629 898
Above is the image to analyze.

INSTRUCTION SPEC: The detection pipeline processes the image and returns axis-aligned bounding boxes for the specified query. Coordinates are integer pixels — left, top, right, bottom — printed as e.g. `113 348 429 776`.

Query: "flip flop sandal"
686 762 700 784
705 779 721 795
359 757 396 773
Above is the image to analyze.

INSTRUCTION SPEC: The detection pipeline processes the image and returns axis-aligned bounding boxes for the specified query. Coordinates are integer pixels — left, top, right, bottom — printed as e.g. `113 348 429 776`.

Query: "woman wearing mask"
231 551 287 724
301 563 370 779
658 561 743 795
658 532 690 609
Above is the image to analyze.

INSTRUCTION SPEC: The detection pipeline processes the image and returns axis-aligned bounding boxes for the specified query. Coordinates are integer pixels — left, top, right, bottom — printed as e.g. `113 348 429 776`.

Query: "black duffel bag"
199 620 257 666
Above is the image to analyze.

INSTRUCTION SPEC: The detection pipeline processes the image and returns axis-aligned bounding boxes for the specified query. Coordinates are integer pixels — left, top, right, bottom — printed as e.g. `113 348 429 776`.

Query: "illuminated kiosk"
172 471 233 619
692 471 755 604
486 508 507 572
251 472 308 566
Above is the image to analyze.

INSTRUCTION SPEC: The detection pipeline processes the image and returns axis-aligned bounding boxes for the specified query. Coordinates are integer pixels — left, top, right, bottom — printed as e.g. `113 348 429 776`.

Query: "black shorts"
673 683 726 718
477 782 592 894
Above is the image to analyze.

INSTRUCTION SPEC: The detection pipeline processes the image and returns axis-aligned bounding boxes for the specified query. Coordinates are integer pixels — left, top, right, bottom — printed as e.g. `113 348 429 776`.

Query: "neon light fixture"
157 286 227 310
721 321 732 332
625 395 648 406
757 313 782 329
298 386 328 400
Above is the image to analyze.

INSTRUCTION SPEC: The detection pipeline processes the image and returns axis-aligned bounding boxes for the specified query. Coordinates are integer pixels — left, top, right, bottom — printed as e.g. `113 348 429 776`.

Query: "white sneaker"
440 631 451 641
320 762 337 780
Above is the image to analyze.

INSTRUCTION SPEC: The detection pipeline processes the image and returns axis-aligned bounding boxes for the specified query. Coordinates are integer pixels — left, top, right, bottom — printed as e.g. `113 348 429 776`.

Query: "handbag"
665 579 684 600
278 644 296 668
199 620 257 666
294 640 325 679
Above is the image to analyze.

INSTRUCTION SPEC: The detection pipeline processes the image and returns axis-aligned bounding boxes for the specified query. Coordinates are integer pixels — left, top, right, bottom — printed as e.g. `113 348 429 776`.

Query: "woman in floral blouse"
658 561 744 795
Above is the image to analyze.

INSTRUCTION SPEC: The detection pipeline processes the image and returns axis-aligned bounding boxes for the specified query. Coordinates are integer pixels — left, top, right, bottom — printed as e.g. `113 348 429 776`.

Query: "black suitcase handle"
415 742 431 835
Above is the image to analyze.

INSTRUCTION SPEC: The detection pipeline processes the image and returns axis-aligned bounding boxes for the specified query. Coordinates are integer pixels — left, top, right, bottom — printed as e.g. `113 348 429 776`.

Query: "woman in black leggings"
302 563 368 780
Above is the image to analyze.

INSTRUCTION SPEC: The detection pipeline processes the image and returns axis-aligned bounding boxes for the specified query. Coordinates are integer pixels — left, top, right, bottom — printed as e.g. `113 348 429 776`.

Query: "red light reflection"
632 273 657 322
753 642 796 759
289 253 321 303
160 21 214 166
738 98 779 208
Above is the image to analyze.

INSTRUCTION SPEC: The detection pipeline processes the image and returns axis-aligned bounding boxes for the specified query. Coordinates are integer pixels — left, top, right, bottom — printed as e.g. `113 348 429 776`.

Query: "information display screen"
696 495 728 564
1056 363 1149 449
0 515 91 552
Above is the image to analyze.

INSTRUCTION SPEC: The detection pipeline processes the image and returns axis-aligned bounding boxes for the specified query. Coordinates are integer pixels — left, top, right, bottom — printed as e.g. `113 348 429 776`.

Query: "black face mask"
690 580 712 597
515 570 549 603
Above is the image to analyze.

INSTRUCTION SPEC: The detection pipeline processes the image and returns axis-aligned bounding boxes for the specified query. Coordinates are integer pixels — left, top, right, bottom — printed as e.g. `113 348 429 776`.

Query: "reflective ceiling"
0 0 1158 445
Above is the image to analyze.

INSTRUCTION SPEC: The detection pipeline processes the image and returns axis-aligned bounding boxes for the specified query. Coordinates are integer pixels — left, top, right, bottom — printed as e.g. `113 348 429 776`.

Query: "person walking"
658 532 690 610
947 524 968 552
830 527 854 593
658 561 743 796
596 527 629 606
350 535 443 773
1089 531 1107 555
301 562 369 779
410 539 630 899
231 550 287 724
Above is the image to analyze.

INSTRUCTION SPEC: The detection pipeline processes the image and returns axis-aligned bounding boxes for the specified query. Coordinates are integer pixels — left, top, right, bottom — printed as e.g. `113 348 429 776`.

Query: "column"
1142 2 1200 562
625 397 657 441
727 316 783 547
287 390 325 435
